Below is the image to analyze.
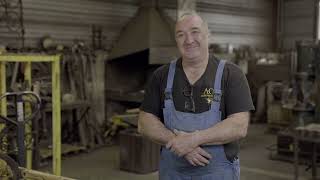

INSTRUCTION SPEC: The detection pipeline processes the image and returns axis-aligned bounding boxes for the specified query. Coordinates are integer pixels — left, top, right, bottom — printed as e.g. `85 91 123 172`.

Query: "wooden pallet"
40 144 86 160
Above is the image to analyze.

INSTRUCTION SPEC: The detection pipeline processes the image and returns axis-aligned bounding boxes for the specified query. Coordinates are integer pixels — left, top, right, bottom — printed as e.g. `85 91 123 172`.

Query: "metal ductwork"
108 0 179 64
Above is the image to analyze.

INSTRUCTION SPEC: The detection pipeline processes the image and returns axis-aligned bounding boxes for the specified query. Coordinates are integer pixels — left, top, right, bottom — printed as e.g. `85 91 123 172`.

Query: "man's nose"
185 33 194 44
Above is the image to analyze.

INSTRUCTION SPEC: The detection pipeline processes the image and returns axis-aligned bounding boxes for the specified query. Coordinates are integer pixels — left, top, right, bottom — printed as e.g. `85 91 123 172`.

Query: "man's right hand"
184 147 212 166
172 129 212 166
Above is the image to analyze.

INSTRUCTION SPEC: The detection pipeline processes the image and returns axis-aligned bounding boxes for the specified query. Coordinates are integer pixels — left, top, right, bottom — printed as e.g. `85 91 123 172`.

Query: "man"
138 12 254 180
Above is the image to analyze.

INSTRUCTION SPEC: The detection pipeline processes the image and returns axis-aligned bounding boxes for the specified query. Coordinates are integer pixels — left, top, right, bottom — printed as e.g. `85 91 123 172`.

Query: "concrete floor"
42 123 317 180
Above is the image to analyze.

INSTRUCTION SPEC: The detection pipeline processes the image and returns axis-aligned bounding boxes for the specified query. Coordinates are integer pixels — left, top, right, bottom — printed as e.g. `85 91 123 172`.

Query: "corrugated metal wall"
160 0 275 51
1 0 274 51
0 0 138 49
282 0 315 50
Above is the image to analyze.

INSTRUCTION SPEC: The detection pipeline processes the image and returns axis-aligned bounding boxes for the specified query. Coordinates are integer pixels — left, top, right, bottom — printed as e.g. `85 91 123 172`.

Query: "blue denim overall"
159 60 240 180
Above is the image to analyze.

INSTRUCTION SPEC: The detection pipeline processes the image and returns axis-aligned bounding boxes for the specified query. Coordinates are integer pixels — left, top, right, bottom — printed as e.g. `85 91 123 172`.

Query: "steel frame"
0 54 62 176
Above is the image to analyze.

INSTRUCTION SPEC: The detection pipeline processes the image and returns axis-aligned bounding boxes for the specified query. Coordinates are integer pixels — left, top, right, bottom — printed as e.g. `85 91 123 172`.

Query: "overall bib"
159 60 240 180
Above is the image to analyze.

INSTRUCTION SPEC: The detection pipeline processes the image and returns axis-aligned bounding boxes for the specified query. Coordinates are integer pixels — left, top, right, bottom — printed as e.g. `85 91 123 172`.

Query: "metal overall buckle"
213 90 222 102
164 89 172 100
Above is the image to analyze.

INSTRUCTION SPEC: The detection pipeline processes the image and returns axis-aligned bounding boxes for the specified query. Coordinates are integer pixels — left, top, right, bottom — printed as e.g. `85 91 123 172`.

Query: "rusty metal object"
20 167 77 180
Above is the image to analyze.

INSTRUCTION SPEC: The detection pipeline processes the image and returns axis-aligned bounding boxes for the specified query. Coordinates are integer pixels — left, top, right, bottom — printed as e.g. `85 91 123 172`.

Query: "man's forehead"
175 15 204 31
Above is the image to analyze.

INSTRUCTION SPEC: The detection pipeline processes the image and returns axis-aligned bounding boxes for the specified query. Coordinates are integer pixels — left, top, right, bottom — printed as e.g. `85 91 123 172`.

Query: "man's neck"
182 54 209 85
182 52 209 70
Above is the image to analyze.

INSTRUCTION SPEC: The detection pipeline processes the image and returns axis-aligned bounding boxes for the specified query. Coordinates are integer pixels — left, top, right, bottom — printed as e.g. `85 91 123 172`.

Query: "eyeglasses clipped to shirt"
183 85 196 112
182 86 223 113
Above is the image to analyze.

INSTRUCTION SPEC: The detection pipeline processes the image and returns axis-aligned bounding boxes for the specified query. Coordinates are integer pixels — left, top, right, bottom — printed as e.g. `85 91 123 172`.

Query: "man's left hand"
166 129 200 157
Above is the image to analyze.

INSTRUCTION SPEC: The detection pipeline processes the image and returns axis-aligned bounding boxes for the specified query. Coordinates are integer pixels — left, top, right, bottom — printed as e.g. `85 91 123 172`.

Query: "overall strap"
164 60 177 100
211 60 226 111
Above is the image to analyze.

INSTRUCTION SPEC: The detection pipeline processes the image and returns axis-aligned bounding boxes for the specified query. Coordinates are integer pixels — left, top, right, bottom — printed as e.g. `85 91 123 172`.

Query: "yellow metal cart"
0 54 62 176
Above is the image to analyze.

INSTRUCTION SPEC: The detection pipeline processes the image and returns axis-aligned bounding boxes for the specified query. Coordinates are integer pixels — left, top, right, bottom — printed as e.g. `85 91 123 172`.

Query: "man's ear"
207 31 212 41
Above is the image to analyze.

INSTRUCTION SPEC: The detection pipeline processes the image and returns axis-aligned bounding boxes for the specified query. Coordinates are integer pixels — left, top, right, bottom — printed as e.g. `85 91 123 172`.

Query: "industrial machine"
271 41 320 165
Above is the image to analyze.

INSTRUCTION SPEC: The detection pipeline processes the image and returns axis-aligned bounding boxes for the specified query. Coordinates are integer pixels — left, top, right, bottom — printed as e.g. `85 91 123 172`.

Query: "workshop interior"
1 0 320 179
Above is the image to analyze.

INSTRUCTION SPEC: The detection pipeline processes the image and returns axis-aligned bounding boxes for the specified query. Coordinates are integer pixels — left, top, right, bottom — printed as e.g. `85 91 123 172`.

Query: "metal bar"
312 142 317 179
294 135 299 180
16 95 26 167
52 56 61 176
313 0 319 40
277 0 284 50
10 62 20 91
0 54 61 174
0 62 6 131
0 55 57 62
0 62 7 154
24 62 33 169
19 0 25 48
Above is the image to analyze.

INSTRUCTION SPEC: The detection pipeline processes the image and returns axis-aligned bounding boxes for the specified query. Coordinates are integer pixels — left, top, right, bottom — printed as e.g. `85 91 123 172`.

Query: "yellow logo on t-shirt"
201 88 214 104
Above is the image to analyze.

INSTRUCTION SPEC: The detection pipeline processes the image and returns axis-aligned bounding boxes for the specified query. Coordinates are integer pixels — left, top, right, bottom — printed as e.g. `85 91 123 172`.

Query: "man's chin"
183 53 200 60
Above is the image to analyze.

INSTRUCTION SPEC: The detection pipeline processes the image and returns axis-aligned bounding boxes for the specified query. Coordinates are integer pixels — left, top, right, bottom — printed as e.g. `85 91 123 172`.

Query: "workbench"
294 124 320 180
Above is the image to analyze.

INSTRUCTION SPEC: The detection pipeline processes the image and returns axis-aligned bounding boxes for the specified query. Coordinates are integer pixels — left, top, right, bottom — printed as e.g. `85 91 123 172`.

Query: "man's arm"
138 110 175 145
197 111 249 145
166 111 249 156
139 110 213 166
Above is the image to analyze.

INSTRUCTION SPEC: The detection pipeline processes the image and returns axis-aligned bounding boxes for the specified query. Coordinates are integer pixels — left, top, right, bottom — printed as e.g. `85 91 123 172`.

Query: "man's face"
175 15 209 61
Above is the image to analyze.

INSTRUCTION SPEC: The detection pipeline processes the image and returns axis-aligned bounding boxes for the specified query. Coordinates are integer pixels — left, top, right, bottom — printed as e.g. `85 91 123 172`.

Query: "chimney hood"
108 1 179 64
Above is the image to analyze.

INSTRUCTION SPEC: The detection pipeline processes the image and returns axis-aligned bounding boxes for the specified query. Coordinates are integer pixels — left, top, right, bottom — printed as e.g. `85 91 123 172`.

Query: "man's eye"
192 30 200 34
176 34 184 38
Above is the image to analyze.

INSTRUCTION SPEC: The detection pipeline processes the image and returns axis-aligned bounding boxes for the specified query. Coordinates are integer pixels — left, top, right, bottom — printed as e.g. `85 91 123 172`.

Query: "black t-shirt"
140 54 255 161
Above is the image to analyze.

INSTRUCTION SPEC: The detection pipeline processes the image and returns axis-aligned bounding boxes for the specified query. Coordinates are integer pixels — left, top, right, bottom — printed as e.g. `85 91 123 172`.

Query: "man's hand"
185 147 212 166
166 129 200 157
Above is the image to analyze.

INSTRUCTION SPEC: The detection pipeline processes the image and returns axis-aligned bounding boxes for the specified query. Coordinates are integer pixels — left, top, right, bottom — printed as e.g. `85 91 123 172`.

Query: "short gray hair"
177 11 209 32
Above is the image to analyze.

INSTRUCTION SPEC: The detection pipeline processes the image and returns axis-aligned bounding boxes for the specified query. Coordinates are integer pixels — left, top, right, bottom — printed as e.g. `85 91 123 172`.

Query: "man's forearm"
196 112 249 146
138 111 175 145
